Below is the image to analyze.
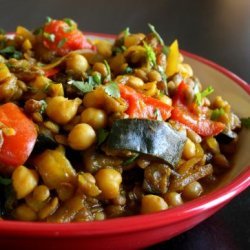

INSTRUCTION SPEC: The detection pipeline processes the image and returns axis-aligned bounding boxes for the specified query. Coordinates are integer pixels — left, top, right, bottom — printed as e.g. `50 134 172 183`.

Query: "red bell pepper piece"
0 103 37 169
44 67 59 78
172 82 225 137
42 19 94 56
119 84 173 120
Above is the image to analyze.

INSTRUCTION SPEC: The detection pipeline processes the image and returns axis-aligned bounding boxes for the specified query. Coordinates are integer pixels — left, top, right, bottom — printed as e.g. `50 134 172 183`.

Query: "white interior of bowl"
182 56 250 188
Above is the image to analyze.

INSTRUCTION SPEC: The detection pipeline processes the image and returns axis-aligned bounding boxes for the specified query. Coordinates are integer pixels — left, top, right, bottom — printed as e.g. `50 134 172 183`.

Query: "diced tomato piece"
42 19 94 56
0 103 37 169
171 81 225 137
119 84 173 120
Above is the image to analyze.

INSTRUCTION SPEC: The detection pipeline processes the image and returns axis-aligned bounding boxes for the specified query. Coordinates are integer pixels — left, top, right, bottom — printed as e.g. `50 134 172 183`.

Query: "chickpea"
147 70 162 82
159 95 172 106
182 181 203 200
95 168 122 199
182 138 196 159
12 165 39 199
46 96 82 125
68 123 96 150
163 192 183 207
33 185 50 202
141 195 168 214
83 87 106 108
80 108 107 130
13 204 37 221
124 33 145 48
34 149 76 189
66 54 89 75
93 62 108 77
127 75 144 88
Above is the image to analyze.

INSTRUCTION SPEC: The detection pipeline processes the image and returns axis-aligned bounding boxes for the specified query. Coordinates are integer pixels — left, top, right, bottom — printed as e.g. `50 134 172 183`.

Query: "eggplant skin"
106 119 186 168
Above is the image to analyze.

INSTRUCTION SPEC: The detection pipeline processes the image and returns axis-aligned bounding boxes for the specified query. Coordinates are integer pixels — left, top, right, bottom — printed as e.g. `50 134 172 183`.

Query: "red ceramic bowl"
0 33 249 250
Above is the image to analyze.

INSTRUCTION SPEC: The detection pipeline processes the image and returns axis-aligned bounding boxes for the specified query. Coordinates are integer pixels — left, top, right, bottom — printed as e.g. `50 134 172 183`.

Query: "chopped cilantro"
211 108 225 120
33 27 43 35
63 18 74 27
39 100 47 114
68 80 94 93
123 27 130 38
0 46 22 59
240 117 250 129
122 153 139 166
194 86 214 106
57 38 67 48
43 32 55 42
148 23 164 46
92 73 102 84
97 128 109 146
123 66 133 74
154 108 163 121
0 28 6 35
104 60 111 82
143 42 156 67
0 176 11 186
46 16 52 23
104 82 120 98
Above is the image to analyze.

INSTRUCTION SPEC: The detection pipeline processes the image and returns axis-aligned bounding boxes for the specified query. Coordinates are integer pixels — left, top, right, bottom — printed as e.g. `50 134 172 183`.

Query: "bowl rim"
0 32 249 237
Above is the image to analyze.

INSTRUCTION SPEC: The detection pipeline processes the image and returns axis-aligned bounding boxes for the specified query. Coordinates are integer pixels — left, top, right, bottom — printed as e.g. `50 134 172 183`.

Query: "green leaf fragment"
0 176 11 186
57 38 67 48
97 128 109 146
0 28 6 35
211 108 225 120
104 60 111 82
43 32 55 42
123 27 130 38
194 86 214 106
240 117 250 129
0 46 22 59
148 23 164 46
46 16 52 23
122 153 139 166
143 42 156 67
68 80 94 93
104 82 120 98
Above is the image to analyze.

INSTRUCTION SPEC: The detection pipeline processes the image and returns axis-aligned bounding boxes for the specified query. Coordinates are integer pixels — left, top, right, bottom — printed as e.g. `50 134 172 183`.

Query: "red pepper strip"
44 67 59 78
119 84 173 120
0 103 37 168
171 107 225 137
172 81 225 137
42 20 95 56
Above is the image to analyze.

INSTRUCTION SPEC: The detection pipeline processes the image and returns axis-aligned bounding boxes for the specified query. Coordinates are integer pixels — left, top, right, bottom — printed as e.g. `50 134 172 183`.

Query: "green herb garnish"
97 128 109 146
240 117 250 129
122 153 139 166
33 27 43 35
123 27 130 38
57 38 67 48
143 42 156 67
68 80 94 93
92 73 102 84
39 100 47 114
0 28 6 35
211 108 225 120
123 66 133 74
43 32 55 42
104 60 111 82
154 108 163 121
148 23 164 46
194 86 214 106
46 16 52 23
0 46 22 59
104 82 120 98
0 176 11 186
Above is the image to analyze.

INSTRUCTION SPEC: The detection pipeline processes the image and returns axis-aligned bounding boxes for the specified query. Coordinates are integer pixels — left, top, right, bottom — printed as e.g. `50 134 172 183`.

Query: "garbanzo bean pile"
0 18 242 222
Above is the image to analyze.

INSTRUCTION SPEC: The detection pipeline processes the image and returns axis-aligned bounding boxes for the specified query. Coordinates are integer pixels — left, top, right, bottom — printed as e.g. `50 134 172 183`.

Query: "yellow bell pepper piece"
166 40 180 77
